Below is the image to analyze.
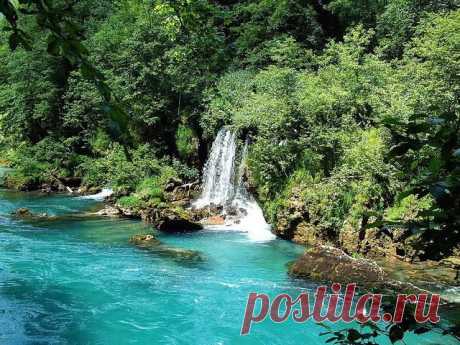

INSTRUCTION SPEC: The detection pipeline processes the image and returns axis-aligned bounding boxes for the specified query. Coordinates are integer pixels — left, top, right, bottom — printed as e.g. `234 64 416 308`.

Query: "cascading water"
78 188 114 201
194 128 275 242
194 128 237 208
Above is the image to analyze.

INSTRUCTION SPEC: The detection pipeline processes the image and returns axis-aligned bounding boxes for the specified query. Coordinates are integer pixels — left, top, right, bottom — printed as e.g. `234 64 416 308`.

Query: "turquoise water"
0 186 458 344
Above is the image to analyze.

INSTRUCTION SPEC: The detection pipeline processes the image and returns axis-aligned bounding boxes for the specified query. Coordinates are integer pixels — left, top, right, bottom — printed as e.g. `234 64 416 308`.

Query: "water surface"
0 188 457 344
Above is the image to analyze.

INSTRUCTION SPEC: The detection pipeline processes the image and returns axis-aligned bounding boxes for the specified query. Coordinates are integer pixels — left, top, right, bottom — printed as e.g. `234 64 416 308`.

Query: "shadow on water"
0 278 94 344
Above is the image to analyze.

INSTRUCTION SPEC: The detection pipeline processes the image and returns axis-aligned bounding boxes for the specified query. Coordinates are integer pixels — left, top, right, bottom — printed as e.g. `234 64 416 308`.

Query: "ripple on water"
0 192 458 345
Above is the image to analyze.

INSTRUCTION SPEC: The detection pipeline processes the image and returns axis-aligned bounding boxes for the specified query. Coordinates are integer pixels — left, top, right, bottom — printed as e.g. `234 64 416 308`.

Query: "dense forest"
0 0 459 263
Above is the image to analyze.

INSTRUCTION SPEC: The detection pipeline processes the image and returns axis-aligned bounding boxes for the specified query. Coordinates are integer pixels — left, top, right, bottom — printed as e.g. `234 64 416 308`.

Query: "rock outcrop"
129 234 161 247
140 206 203 233
95 206 121 217
288 245 453 297
12 208 50 220
111 178 204 232
129 234 205 264
274 188 460 264
289 246 388 287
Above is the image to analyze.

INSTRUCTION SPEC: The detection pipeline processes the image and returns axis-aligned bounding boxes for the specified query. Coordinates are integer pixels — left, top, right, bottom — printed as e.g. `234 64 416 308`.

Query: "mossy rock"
129 234 161 247
129 234 205 264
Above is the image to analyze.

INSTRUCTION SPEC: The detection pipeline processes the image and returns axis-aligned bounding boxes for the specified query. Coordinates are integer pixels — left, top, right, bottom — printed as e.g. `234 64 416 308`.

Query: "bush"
117 195 146 211
79 143 163 193
3 138 84 190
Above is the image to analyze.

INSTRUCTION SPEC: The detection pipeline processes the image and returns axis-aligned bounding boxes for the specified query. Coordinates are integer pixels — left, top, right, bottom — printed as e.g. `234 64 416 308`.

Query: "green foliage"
231 0 324 55
0 2 459 343
117 195 145 211
175 124 197 160
386 195 434 222
79 143 162 193
3 138 83 190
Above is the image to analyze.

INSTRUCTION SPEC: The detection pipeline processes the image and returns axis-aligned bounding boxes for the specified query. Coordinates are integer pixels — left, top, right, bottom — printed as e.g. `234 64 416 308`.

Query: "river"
0 173 457 344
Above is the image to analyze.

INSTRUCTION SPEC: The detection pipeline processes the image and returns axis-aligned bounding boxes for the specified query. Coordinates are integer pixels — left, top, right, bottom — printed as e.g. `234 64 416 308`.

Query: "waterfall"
194 128 275 242
195 128 237 208
78 188 114 201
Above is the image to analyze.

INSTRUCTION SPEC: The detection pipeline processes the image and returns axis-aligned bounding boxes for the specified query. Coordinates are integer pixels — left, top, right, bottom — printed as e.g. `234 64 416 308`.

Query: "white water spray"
78 188 114 201
194 128 275 242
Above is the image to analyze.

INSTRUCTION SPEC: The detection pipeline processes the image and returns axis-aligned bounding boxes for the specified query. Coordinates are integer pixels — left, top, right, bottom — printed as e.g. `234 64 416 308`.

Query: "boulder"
289 246 388 286
95 206 121 217
11 208 52 221
117 206 140 218
129 234 204 264
441 256 460 283
289 245 441 296
189 205 224 222
40 184 54 194
153 246 205 264
141 206 203 233
13 208 34 218
157 216 203 233
129 234 161 247
378 257 460 287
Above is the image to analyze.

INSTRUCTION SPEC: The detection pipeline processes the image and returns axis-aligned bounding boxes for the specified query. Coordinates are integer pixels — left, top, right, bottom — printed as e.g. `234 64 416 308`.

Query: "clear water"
0 187 458 344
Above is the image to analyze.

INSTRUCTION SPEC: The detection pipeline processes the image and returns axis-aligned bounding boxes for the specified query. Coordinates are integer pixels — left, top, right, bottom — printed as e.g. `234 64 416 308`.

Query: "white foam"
234 200 276 242
78 188 113 201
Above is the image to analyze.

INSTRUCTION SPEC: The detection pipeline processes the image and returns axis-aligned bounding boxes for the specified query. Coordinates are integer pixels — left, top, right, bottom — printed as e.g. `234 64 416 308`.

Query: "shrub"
117 195 146 211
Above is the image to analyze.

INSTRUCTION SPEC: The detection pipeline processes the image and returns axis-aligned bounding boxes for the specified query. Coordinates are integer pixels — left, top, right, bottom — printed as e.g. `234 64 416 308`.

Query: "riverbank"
3 161 460 298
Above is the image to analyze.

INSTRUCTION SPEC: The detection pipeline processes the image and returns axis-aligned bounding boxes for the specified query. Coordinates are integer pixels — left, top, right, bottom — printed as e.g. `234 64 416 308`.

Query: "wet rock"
289 245 443 296
157 216 203 233
378 257 460 287
189 205 223 222
141 206 203 233
441 256 460 283
226 206 238 216
154 246 205 263
57 183 67 192
202 215 225 225
117 206 140 218
129 234 161 247
95 206 121 217
129 234 204 264
75 186 102 196
289 246 388 286
13 208 34 218
238 208 248 217
11 208 51 220
209 203 224 214
40 184 54 194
